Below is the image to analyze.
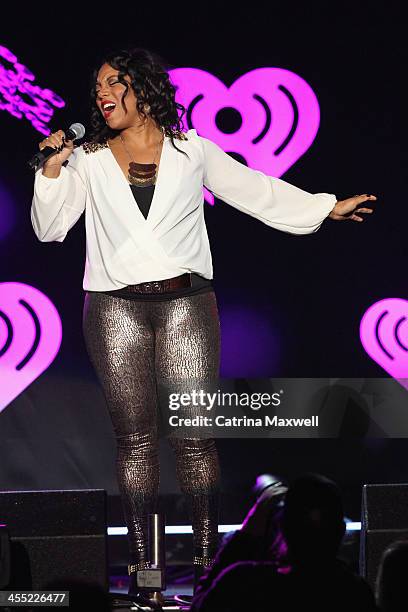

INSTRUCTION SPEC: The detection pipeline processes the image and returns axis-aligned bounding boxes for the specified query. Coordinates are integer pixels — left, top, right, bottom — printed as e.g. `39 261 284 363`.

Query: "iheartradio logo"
360 298 408 391
169 67 321 205
0 283 62 411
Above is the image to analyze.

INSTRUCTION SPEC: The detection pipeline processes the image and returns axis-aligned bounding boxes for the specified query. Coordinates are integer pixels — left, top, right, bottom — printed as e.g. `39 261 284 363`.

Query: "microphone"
28 123 86 171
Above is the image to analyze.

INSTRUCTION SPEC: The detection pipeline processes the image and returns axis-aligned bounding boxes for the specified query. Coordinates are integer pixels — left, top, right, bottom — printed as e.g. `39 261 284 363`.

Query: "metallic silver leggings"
82 290 221 565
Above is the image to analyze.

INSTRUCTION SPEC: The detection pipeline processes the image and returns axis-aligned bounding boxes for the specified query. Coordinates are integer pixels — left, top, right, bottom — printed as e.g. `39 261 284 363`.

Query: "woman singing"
30 47 377 601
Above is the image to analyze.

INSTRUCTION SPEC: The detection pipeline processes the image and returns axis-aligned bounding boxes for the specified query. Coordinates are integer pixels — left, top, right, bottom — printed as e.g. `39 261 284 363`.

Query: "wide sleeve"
30 145 87 242
200 134 337 235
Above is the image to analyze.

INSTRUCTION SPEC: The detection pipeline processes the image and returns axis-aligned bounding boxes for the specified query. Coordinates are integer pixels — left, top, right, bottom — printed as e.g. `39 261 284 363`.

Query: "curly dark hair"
88 47 188 155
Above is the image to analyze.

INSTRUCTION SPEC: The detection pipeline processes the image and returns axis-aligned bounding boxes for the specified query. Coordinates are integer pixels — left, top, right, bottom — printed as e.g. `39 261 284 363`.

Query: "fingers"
356 194 377 202
351 204 375 222
257 485 287 505
39 130 69 151
333 193 378 223
350 209 373 222
349 195 377 222
355 207 373 214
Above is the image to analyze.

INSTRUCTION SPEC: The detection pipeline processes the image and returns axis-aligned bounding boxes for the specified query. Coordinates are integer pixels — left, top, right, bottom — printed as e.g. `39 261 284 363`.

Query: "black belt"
116 273 193 294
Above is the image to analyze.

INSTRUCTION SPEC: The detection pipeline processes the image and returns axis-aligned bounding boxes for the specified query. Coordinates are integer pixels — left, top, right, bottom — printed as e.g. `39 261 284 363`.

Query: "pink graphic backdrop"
0 44 65 135
169 67 321 204
360 298 408 391
0 283 62 411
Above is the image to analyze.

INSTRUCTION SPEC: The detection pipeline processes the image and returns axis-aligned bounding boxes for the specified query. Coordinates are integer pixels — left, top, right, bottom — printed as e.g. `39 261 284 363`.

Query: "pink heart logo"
360 298 408 391
169 67 320 204
0 282 62 411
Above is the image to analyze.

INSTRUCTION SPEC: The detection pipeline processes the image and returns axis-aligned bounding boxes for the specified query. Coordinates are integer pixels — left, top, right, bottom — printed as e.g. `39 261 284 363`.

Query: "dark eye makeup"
95 80 120 93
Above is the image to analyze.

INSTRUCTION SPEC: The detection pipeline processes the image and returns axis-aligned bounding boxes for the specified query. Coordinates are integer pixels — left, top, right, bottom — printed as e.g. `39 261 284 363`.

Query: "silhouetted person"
192 473 378 611
376 539 408 611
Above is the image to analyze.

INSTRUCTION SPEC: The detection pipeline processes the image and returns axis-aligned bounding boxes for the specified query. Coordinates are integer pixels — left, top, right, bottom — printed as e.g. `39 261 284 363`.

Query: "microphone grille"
69 123 86 140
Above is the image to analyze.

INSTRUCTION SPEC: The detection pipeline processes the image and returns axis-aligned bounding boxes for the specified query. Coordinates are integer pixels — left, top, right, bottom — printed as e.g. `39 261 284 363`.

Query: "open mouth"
101 102 116 117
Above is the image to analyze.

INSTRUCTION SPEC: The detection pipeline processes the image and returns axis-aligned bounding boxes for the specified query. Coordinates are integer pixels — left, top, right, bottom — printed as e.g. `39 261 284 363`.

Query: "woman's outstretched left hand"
329 193 378 222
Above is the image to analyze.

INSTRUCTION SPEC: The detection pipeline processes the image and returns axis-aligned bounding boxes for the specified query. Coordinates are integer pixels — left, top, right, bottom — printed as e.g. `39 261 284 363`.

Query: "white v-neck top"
31 128 337 291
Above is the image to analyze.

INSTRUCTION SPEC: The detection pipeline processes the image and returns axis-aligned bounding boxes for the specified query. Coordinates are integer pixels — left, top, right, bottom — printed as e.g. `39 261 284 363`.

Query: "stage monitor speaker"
360 483 408 590
0 489 108 594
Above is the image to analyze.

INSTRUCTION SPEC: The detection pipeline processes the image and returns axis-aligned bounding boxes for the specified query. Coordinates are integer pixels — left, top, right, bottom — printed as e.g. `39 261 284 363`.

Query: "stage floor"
109 566 194 610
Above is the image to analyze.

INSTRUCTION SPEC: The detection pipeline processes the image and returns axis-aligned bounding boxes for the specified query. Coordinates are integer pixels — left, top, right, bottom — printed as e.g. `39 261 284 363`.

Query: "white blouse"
31 128 337 291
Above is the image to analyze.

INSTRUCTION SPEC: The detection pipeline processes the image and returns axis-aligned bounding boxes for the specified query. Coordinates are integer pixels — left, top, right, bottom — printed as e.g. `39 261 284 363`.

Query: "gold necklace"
119 128 164 188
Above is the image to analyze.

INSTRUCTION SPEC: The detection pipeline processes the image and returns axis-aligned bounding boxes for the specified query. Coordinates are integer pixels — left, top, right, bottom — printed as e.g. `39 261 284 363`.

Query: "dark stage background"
0 3 407 522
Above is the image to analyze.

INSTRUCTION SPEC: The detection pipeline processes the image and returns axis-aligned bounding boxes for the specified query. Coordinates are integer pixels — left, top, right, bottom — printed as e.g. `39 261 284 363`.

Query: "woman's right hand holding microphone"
39 130 74 177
